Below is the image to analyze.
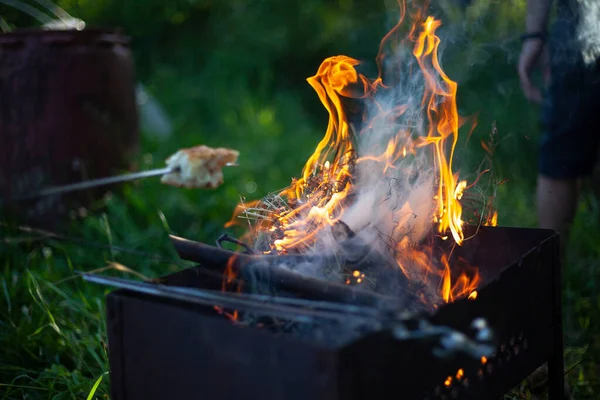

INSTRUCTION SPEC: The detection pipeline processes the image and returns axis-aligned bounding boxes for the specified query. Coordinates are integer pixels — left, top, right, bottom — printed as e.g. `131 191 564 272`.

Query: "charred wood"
170 234 417 311
216 233 257 254
170 235 248 267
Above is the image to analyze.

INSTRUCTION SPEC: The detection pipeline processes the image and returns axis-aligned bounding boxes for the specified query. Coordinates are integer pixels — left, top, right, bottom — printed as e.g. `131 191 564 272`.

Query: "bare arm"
525 0 553 33
518 0 554 103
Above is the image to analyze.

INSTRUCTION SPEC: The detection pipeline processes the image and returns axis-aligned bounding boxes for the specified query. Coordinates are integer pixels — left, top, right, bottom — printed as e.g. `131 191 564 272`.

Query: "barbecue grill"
93 225 564 400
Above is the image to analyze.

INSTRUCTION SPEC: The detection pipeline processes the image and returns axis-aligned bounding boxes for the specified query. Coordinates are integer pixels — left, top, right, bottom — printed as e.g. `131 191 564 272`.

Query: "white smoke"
575 0 600 66
338 28 441 256
246 8 463 306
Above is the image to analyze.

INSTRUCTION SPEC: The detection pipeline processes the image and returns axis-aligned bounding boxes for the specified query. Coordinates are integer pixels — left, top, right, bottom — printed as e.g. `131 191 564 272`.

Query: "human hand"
518 38 551 104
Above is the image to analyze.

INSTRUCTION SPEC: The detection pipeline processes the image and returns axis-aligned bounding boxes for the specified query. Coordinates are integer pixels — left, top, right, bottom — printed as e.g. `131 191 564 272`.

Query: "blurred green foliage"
1 0 599 398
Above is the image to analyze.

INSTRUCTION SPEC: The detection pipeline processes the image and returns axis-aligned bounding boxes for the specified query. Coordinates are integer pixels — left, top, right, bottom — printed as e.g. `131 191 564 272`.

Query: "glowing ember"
226 2 497 307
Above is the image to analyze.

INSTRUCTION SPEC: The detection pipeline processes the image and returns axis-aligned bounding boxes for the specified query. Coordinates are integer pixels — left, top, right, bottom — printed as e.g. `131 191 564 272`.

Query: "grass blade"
86 371 108 400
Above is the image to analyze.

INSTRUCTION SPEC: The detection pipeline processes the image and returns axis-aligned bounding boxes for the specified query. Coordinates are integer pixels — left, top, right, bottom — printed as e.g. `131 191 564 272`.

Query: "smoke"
240 2 481 308
575 0 600 66
338 19 441 255
433 0 600 72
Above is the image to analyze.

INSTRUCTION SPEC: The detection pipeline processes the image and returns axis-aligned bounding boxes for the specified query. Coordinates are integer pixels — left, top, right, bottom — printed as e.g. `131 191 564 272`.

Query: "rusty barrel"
0 27 139 226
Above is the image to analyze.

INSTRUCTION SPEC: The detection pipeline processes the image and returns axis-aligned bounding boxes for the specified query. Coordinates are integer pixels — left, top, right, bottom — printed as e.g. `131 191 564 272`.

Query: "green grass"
1 0 600 398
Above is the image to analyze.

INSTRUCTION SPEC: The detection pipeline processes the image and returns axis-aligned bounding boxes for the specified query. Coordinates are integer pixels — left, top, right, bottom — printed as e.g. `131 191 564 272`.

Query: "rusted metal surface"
0 28 139 225
104 226 565 400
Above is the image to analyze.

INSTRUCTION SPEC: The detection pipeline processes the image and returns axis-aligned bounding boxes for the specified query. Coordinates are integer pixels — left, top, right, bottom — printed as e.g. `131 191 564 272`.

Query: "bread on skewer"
161 145 239 189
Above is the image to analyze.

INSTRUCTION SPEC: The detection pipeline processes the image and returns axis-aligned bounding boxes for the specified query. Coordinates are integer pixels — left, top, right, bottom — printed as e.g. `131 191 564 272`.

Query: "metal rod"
12 161 237 201
14 167 175 200
82 273 381 325
93 272 382 318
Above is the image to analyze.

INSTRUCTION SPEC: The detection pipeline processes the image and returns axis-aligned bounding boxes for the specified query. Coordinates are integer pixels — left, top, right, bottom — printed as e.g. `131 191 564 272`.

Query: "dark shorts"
539 18 600 179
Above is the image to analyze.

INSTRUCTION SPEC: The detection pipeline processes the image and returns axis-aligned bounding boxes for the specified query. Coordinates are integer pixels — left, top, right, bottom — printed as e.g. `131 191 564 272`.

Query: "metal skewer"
12 163 238 201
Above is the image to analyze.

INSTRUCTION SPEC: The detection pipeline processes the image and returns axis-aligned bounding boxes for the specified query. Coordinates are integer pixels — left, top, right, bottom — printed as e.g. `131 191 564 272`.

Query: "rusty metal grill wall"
105 226 564 400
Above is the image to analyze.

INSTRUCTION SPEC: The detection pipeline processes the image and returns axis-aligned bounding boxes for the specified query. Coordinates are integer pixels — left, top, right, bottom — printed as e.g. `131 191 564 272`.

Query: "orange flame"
215 255 242 322
412 17 466 245
484 210 498 227
440 255 479 303
226 3 490 305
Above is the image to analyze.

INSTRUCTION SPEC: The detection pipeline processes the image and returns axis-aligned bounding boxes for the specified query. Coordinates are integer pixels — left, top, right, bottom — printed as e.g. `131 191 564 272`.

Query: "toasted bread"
161 145 239 189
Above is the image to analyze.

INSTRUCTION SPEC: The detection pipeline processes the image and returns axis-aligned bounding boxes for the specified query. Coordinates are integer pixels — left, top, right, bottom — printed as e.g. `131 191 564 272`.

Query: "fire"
412 16 465 246
215 255 242 322
440 255 479 303
485 210 498 227
226 2 494 306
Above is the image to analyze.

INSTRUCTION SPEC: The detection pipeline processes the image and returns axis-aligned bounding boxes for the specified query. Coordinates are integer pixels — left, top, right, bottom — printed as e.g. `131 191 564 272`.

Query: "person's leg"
537 55 598 248
536 15 600 239
537 67 600 246
528 24 598 400
536 175 579 248
533 10 600 395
